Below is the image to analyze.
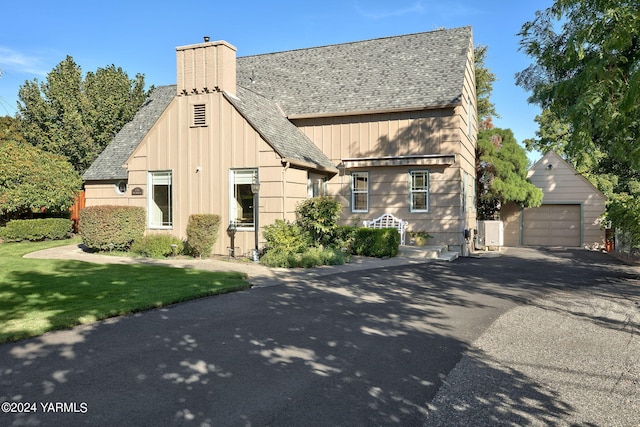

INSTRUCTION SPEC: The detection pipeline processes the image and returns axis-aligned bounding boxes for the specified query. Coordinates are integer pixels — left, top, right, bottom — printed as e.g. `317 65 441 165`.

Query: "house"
83 27 478 256
501 151 606 247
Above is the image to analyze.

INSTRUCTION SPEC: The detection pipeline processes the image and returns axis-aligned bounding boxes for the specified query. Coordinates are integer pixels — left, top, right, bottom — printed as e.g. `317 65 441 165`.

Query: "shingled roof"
84 27 472 180
83 85 176 180
236 26 472 117
225 87 336 171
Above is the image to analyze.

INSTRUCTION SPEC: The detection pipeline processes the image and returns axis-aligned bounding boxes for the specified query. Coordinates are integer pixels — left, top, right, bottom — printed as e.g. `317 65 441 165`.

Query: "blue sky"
0 0 553 161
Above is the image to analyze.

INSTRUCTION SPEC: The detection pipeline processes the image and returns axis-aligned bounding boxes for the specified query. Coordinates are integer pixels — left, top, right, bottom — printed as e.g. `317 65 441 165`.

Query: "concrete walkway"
23 243 432 288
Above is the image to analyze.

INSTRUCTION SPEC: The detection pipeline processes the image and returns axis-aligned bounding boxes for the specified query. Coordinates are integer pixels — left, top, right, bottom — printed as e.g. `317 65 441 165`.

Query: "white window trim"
409 170 429 213
308 173 328 198
229 168 258 231
147 171 173 229
351 172 369 213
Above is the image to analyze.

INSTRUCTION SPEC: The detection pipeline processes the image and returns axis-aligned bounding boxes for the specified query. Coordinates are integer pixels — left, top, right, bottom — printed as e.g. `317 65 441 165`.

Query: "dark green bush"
0 218 72 241
79 206 146 251
335 225 359 252
186 214 221 258
295 197 342 247
130 234 184 258
352 228 400 258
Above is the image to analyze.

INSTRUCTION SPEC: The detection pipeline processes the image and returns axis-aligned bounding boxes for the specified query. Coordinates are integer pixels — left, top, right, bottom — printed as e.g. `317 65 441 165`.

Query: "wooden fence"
69 190 85 233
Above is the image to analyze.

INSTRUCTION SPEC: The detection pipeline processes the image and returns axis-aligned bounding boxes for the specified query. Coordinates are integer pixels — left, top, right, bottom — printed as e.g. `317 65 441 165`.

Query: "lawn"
0 239 250 344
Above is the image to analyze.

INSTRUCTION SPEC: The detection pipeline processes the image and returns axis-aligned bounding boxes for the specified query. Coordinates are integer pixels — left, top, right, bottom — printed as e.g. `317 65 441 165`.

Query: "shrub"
260 246 348 268
262 219 310 253
0 218 72 241
79 206 146 251
335 225 359 252
130 234 184 258
352 228 400 258
186 214 221 258
295 197 342 247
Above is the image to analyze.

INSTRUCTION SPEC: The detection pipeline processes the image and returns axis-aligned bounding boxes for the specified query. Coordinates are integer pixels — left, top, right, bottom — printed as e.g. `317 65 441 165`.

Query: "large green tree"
0 141 82 221
476 128 543 220
516 0 640 169
18 56 147 172
517 0 640 246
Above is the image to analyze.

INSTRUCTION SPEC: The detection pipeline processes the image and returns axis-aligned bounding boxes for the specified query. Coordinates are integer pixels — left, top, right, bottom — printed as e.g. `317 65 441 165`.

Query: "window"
148 171 172 228
409 170 429 212
351 172 369 212
230 169 257 229
308 173 327 198
114 180 127 195
191 103 207 127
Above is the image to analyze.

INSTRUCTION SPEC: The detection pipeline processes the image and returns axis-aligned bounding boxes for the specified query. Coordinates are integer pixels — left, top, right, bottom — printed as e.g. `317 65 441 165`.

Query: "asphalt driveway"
1 247 638 426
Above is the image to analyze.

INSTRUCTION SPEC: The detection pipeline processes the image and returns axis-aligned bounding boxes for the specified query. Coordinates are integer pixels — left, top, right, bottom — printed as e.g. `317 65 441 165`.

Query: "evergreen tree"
476 128 543 220
17 56 148 172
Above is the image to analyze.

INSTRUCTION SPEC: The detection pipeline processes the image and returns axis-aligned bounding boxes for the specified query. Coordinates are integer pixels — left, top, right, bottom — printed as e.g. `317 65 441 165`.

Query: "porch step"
398 245 459 262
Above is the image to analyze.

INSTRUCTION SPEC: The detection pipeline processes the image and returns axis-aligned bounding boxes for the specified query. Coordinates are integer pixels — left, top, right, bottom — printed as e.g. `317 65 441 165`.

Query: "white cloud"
0 46 48 76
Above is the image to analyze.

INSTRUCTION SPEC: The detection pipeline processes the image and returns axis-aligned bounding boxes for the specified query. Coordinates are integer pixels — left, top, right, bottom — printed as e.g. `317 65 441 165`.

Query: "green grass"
0 239 250 344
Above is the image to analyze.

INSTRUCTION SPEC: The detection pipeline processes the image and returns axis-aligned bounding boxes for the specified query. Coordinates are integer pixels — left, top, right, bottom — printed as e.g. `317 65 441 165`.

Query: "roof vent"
203 36 210 42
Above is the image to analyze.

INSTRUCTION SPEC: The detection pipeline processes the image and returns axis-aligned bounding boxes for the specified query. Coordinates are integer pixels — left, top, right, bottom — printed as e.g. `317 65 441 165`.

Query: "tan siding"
501 152 606 247
86 91 289 256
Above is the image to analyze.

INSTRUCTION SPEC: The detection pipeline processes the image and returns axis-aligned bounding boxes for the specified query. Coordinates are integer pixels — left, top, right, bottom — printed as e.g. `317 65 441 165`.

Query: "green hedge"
352 228 400 258
0 218 73 241
260 246 347 268
130 234 185 258
186 214 221 258
79 206 146 251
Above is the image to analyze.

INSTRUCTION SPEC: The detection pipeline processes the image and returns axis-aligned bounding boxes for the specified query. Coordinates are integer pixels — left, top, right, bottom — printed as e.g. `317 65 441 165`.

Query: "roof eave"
287 102 462 120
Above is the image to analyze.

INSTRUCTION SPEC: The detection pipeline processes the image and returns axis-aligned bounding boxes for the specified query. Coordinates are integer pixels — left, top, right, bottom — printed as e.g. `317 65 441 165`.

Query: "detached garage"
502 151 606 248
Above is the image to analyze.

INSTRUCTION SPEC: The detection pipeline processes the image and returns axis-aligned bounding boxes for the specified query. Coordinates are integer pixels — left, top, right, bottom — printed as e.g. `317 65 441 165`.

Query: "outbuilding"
501 151 606 248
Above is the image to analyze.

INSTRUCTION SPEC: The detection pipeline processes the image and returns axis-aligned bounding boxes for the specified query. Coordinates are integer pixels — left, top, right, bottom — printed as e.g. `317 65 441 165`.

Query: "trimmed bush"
262 219 310 253
352 228 400 258
260 246 347 268
335 225 359 252
186 214 221 258
0 218 72 241
295 197 342 247
79 206 146 251
131 234 184 258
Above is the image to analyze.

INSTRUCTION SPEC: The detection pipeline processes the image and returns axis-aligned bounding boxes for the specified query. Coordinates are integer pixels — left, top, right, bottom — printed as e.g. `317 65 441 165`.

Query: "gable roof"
84 26 472 181
528 151 606 200
236 26 472 117
225 87 336 172
83 85 176 181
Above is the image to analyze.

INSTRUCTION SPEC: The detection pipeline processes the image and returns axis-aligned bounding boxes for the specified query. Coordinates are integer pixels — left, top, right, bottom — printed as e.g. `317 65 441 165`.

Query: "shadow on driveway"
1 247 638 426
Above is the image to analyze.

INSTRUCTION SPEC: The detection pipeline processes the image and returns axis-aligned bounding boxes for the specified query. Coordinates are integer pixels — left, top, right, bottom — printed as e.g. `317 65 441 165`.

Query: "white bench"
363 214 408 246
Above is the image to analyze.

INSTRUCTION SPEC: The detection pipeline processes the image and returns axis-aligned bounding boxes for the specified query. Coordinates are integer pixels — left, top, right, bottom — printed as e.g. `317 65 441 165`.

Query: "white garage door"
523 204 581 247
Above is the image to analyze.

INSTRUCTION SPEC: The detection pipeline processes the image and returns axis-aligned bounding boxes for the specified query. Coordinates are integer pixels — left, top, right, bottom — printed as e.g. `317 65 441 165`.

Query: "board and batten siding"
294 105 475 246
86 91 301 256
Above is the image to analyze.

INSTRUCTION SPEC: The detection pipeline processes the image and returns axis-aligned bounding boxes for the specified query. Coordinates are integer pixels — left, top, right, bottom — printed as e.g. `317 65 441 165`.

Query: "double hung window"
409 170 429 212
351 172 369 213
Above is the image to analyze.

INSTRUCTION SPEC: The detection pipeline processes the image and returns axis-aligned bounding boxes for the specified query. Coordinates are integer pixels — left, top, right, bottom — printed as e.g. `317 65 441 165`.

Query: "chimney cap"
203 36 210 42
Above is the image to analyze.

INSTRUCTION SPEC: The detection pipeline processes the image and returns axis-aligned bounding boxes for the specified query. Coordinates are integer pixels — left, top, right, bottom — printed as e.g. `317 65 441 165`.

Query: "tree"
0 141 82 221
517 0 640 247
475 44 499 125
0 116 26 144
17 56 148 172
476 128 543 220
516 0 640 169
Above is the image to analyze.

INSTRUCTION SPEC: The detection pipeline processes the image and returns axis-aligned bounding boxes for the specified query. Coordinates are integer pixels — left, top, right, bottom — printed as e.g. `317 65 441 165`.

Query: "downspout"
282 160 290 220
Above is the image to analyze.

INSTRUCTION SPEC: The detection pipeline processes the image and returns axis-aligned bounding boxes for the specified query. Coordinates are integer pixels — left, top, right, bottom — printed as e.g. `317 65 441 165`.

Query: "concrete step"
398 245 459 262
